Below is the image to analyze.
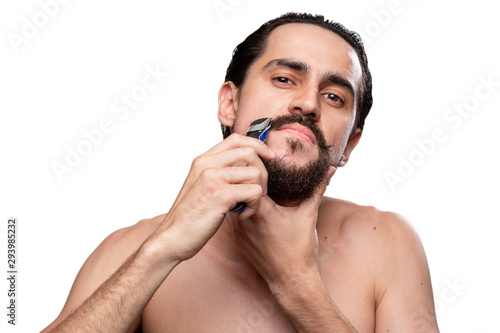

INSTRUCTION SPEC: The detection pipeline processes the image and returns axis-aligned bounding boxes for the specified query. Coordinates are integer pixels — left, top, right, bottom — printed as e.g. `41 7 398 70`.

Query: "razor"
230 117 273 214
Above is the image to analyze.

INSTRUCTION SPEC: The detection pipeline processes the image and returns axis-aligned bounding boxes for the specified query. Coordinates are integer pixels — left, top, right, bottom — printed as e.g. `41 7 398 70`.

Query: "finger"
204 133 276 160
217 166 264 187
192 148 269 194
183 167 264 216
226 183 263 219
205 146 268 168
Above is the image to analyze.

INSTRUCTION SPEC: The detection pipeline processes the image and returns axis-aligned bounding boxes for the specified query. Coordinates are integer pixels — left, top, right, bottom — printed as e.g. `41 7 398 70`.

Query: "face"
263 113 334 205
218 23 363 203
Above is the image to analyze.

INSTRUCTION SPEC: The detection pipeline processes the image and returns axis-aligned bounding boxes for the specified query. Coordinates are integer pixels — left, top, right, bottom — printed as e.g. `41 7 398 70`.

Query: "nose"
288 85 321 121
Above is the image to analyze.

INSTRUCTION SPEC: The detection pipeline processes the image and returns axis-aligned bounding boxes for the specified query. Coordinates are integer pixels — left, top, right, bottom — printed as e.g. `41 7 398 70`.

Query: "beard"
262 114 334 206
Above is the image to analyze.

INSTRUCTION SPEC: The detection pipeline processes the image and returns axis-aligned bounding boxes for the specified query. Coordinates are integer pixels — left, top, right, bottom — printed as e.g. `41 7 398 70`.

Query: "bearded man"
43 13 439 333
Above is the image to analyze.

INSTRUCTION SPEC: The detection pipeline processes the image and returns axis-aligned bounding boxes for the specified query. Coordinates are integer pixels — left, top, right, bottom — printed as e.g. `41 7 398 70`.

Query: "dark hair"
222 12 373 139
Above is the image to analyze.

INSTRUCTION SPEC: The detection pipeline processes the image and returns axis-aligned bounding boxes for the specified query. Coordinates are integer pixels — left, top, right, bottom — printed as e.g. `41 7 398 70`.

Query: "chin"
268 136 319 164
276 147 320 167
263 151 330 206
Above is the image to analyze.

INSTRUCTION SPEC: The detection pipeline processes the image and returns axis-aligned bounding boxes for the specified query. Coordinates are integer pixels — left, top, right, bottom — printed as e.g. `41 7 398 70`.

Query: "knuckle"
191 155 205 169
228 132 245 144
248 167 262 182
250 183 263 197
198 171 219 197
238 146 254 158
200 168 217 183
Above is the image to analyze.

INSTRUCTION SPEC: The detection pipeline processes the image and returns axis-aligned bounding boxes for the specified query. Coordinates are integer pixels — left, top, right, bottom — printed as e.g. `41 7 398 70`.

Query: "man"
43 13 439 332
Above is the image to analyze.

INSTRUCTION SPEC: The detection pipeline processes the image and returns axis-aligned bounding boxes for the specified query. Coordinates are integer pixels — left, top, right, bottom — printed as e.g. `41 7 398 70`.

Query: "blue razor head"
229 118 273 214
258 126 271 142
246 118 273 141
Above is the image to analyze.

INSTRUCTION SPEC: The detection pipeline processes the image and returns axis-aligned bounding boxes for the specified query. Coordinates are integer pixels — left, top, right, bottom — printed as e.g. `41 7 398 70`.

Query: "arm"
270 211 439 333
41 220 161 333
42 134 275 332
228 167 356 332
43 232 178 332
374 213 439 333
42 223 179 333
270 269 357 333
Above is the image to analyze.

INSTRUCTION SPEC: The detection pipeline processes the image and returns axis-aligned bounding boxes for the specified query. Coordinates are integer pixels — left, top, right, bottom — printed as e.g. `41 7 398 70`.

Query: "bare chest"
141 248 375 332
142 259 295 332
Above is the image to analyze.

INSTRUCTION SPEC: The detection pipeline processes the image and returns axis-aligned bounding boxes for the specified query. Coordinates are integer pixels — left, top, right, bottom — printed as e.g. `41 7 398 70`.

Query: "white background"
1 0 499 332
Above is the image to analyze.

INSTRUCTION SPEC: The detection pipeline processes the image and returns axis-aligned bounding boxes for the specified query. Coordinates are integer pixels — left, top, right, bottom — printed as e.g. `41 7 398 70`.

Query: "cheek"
234 90 288 134
324 116 354 150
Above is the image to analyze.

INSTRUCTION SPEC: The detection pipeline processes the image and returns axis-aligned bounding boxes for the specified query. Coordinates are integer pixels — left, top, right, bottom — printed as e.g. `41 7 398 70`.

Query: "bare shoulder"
318 196 428 280
318 196 429 302
73 214 165 281
44 214 165 331
318 196 422 253
319 197 439 332
89 214 164 261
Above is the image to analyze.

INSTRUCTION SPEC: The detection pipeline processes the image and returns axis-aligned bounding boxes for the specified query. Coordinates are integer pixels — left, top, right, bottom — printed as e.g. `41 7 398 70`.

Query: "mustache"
270 113 331 151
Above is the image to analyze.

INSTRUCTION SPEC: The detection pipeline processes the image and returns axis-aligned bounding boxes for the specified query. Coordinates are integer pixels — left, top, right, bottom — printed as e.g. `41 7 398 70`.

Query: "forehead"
253 23 362 85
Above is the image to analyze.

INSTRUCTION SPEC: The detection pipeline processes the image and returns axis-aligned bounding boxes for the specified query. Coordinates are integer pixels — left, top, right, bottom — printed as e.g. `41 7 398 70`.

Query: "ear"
218 81 239 128
337 128 362 167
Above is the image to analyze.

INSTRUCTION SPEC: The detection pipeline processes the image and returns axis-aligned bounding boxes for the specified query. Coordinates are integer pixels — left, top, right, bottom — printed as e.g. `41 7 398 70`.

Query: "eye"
272 76 294 85
323 93 344 105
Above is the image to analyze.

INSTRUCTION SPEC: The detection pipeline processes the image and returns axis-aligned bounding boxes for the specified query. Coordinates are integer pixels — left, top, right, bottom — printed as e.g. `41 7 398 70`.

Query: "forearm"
270 272 357 333
45 241 179 333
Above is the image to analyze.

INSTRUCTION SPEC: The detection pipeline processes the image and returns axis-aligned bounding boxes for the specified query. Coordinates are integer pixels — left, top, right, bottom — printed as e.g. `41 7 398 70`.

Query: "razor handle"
229 117 273 214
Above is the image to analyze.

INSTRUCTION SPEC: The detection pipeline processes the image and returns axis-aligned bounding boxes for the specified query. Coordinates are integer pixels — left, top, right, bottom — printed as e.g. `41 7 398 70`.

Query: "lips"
278 123 316 145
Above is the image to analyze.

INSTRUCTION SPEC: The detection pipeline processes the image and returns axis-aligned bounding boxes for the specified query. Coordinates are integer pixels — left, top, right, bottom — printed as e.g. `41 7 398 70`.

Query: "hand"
147 134 276 262
228 165 336 288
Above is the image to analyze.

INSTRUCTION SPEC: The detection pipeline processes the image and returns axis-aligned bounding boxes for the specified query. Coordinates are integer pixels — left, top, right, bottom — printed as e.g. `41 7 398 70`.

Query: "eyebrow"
324 73 356 99
263 58 308 73
262 58 356 98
